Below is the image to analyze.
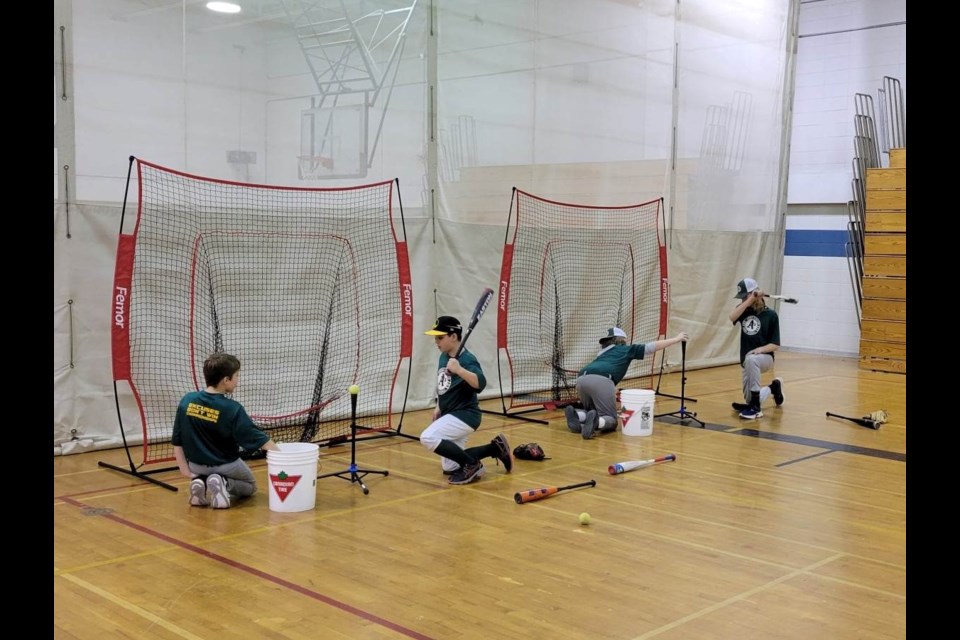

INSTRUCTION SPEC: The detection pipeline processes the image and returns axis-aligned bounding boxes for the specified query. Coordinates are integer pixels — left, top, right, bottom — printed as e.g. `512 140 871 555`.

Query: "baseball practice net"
492 188 667 416
108 158 413 479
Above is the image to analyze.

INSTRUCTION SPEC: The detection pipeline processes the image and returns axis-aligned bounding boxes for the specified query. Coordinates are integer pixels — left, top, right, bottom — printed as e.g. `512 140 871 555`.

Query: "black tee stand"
317 387 389 494
655 341 704 428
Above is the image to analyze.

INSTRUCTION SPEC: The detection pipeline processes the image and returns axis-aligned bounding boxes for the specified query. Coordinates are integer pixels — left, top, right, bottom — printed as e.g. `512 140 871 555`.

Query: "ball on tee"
579 512 592 525
348 384 361 394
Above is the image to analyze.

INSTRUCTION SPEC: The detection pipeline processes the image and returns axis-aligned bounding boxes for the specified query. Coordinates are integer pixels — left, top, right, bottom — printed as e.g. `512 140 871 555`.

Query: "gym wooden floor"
54 351 906 639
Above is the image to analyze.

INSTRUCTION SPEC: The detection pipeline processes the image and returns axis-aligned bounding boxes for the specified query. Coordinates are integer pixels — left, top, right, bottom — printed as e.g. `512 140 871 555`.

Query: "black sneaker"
491 433 513 473
448 461 485 485
732 401 750 411
739 406 763 420
582 410 598 440
443 468 456 476
564 405 581 433
770 378 784 406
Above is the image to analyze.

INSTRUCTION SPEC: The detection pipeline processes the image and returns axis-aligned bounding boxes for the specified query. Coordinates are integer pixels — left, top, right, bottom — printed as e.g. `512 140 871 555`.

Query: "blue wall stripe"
784 230 848 258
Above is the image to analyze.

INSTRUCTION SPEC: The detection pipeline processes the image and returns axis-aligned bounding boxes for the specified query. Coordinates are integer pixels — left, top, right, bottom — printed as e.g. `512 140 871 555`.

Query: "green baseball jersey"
436 349 486 428
736 306 780 365
171 390 270 466
579 344 647 385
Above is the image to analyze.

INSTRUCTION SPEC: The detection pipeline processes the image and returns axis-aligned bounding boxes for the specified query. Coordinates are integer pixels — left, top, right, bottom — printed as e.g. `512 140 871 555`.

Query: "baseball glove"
513 442 549 461
868 409 889 426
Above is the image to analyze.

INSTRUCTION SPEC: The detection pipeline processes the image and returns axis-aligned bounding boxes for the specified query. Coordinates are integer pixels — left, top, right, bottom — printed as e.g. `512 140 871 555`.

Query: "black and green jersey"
171 390 270 466
736 306 781 365
579 344 647 385
436 350 486 428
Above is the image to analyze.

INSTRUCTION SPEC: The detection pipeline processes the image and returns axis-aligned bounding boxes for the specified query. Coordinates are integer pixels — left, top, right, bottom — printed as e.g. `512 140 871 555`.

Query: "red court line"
59 496 435 640
55 485 152 500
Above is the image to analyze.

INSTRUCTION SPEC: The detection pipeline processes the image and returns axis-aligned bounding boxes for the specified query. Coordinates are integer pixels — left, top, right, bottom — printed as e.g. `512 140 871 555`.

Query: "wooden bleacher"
858 147 906 374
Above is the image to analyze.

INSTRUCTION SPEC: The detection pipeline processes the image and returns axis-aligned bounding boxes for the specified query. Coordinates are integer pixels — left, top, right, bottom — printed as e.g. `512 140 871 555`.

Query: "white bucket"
620 389 656 437
266 442 320 513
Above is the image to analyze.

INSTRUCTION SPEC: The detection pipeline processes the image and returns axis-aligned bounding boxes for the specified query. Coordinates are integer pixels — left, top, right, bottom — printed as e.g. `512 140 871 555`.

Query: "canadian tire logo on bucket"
269 470 302 502
620 406 651 427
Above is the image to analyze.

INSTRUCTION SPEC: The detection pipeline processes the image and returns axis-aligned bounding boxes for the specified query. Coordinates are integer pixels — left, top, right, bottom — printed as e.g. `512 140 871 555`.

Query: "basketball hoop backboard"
299 103 367 179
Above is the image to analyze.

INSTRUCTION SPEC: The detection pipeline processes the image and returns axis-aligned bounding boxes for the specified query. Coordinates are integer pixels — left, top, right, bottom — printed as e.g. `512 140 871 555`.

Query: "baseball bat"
514 479 596 504
454 287 494 358
764 294 799 304
825 411 881 430
608 453 676 475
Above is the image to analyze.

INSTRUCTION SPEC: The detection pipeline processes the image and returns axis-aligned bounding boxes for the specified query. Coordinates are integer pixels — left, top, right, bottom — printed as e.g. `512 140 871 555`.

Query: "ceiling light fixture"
206 2 242 14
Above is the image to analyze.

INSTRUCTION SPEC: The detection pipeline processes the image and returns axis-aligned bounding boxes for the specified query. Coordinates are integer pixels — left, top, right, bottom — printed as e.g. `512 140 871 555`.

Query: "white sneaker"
189 477 208 507
206 474 231 509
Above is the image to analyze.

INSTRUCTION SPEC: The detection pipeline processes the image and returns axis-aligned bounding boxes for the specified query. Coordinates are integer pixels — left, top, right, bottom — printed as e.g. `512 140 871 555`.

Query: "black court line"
658 418 906 463
772 449 835 468
742 428 906 462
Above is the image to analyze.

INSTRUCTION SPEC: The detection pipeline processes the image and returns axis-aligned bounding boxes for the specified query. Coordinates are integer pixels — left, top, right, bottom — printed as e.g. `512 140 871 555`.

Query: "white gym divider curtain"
54 0 795 452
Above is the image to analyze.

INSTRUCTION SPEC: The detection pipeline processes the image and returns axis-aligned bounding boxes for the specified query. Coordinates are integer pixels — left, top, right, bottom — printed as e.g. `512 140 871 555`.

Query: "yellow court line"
59 573 207 640
629 553 903 640
59 454 905 581
57 548 180 575
55 477 455 573
54 464 174 479
518 493 906 577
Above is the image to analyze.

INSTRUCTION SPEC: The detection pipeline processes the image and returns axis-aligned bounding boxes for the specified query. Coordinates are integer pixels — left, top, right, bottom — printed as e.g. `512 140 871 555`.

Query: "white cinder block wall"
781 208 861 354
780 0 905 355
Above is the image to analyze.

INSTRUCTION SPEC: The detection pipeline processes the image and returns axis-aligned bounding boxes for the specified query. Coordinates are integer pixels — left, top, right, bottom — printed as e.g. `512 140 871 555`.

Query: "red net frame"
492 188 668 417
106 157 413 484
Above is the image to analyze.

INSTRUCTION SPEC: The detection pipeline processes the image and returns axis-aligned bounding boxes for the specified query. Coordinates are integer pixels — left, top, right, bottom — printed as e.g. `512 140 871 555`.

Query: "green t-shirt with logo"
171 390 270 466
736 306 780 365
436 350 486 428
